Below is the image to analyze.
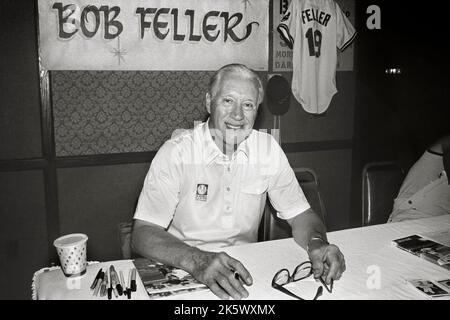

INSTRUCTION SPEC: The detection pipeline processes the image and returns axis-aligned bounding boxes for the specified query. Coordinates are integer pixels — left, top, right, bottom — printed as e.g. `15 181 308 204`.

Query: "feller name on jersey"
301 8 331 26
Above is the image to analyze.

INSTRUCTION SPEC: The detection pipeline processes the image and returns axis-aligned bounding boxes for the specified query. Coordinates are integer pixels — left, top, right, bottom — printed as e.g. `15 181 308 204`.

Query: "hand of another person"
189 251 253 300
307 240 346 285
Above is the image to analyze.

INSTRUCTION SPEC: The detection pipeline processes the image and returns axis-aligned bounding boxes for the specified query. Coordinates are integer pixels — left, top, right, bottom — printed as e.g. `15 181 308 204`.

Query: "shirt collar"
200 119 250 165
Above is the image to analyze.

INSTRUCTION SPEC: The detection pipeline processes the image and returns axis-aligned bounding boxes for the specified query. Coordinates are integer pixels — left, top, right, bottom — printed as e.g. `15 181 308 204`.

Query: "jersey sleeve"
277 0 296 50
335 2 357 51
133 141 182 228
266 136 311 220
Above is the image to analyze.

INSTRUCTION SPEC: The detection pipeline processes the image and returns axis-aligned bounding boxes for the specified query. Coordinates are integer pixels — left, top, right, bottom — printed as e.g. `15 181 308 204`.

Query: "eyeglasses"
271 261 333 300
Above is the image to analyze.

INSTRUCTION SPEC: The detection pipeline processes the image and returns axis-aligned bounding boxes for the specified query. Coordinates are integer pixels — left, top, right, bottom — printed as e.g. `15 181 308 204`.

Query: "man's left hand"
307 241 346 285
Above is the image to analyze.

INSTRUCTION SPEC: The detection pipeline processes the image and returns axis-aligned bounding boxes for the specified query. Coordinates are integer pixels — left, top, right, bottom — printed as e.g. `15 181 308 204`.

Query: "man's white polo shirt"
134 121 310 250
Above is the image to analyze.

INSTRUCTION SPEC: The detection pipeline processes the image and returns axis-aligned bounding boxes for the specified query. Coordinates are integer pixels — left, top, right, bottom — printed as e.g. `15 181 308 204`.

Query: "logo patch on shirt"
196 184 208 202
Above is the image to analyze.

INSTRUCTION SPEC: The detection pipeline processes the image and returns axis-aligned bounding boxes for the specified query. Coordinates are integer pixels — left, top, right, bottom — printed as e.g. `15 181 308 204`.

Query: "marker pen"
107 270 112 300
109 265 119 298
131 268 137 292
100 270 108 297
110 265 123 296
90 268 103 290
92 270 104 296
127 269 132 299
119 270 126 294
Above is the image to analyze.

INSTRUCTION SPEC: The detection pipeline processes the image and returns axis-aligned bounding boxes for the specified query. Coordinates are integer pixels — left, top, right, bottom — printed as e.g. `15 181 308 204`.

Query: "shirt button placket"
222 162 233 228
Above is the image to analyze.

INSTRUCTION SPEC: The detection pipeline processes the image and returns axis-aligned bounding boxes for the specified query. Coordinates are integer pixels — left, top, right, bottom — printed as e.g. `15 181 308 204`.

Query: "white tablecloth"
35 215 450 300
163 215 450 300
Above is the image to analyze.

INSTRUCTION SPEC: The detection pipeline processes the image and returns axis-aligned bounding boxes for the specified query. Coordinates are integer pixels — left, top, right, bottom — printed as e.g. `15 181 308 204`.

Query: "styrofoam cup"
53 233 88 277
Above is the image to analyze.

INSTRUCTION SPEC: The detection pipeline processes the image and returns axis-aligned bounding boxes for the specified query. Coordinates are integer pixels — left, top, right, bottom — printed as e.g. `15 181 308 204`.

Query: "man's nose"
231 103 244 120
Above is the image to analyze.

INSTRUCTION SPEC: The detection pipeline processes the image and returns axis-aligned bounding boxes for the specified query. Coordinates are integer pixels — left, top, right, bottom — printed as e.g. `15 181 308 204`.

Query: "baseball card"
437 279 450 292
407 279 450 298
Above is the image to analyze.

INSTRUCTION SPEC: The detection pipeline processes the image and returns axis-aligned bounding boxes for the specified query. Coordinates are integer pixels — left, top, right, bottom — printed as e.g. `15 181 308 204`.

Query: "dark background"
1 0 449 299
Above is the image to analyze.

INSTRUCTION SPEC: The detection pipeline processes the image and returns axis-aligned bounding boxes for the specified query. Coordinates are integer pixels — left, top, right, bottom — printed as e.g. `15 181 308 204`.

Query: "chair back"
260 168 326 241
362 162 404 226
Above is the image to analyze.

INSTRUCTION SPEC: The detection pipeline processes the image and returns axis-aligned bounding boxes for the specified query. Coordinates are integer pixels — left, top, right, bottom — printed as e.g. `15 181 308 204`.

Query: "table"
33 260 149 300
34 215 450 300
164 215 450 300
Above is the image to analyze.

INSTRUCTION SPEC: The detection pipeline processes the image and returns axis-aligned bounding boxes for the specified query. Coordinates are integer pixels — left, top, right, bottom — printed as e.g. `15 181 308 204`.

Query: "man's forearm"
288 208 327 250
131 222 202 274
131 221 254 300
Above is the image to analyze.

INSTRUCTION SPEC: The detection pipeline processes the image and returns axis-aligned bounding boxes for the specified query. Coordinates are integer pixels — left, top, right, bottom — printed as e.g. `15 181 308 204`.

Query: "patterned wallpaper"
52 71 211 156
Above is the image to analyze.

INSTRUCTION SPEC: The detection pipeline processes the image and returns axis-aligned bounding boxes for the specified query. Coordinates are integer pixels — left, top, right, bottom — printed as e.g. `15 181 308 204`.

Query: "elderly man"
132 64 345 300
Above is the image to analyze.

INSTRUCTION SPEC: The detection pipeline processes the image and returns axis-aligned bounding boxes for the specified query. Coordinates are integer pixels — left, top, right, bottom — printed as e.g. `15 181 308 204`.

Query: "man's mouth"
225 123 244 130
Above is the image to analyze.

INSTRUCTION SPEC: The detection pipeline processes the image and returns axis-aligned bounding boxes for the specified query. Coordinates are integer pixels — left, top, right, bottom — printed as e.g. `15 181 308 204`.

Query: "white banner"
38 0 269 71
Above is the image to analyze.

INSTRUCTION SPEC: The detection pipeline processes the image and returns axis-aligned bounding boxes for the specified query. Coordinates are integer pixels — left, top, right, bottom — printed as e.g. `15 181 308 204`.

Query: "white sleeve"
336 2 356 51
277 0 297 49
133 141 182 228
267 136 311 220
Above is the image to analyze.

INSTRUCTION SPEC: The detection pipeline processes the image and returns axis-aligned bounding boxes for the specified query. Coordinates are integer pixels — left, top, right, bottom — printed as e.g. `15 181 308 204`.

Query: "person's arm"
287 208 346 285
131 219 253 300
264 136 346 285
428 135 450 155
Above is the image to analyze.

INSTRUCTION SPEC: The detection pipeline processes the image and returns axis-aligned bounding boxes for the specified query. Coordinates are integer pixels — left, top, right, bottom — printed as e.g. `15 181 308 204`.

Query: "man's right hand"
132 221 253 300
187 250 253 300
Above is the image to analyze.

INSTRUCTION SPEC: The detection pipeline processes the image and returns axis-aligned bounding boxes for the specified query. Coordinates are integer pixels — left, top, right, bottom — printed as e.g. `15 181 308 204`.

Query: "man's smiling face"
206 71 260 154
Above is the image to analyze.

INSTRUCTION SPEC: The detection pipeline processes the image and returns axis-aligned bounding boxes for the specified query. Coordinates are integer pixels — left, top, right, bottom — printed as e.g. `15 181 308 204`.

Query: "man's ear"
205 93 212 114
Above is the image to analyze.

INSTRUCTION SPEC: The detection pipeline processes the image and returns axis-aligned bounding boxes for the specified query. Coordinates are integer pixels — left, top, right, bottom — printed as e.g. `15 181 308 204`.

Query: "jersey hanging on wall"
277 0 356 114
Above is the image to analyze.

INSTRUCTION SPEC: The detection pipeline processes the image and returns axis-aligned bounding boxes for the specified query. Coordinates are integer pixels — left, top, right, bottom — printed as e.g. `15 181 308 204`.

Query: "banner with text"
38 0 269 70
272 0 355 72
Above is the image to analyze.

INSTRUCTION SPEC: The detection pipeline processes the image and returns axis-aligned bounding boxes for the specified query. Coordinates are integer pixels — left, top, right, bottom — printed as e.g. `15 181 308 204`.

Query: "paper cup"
53 233 88 277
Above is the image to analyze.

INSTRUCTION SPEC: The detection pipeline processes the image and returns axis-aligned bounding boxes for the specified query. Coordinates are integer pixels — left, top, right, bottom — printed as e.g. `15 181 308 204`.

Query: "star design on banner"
110 36 127 66
242 0 253 10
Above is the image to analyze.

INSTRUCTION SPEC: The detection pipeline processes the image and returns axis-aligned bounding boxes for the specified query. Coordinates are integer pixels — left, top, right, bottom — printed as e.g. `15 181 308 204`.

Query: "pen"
109 265 119 298
92 270 104 296
131 268 137 292
100 270 108 297
318 276 333 293
107 270 112 300
119 270 126 296
231 269 242 282
127 269 132 299
90 268 103 290
110 265 123 296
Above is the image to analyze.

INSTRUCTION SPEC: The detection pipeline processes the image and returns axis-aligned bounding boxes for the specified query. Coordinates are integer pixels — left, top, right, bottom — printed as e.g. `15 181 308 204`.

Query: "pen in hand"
232 269 245 283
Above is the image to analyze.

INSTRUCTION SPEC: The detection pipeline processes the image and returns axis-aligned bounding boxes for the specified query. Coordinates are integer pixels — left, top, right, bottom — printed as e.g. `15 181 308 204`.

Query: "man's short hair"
209 64 264 105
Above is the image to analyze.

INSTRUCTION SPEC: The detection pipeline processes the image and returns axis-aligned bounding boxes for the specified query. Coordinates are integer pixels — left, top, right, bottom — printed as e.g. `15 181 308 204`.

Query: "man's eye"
243 103 255 110
224 98 233 104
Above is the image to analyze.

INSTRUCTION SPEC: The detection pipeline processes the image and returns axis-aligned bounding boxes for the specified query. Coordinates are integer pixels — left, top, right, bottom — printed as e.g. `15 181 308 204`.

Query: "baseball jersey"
277 0 356 114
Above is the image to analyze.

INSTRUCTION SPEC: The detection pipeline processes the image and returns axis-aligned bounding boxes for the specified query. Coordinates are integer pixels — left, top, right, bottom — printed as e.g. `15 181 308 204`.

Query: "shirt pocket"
239 179 269 233
241 178 269 195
